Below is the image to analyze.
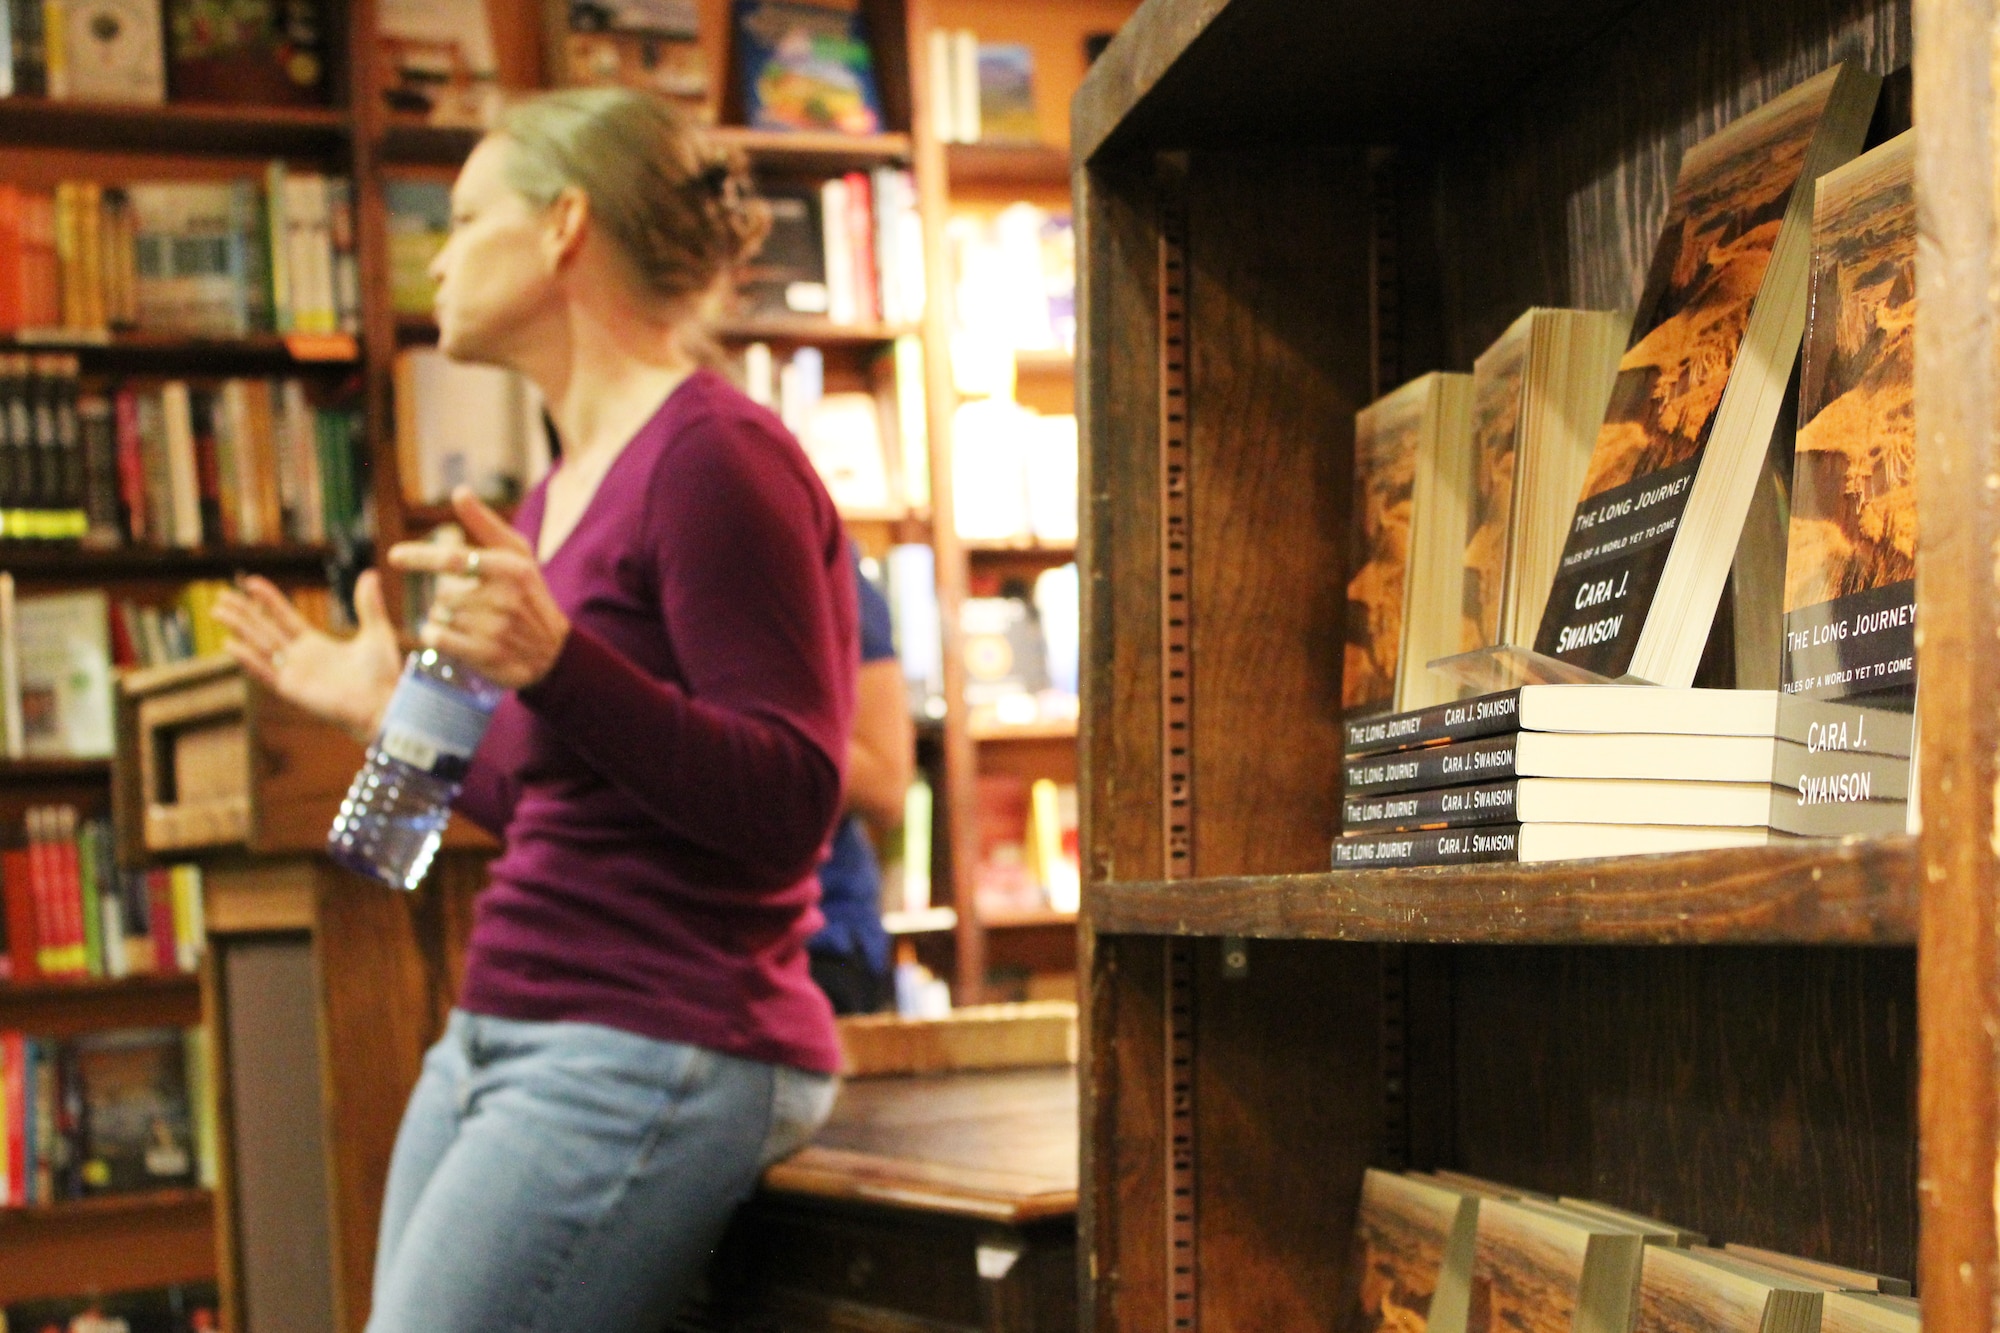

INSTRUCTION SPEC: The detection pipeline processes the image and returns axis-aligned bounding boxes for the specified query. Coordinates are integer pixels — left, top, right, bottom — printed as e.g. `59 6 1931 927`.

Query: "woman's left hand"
387 487 571 690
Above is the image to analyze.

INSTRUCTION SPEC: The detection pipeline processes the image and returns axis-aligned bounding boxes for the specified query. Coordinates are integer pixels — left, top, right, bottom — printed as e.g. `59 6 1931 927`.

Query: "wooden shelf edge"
1085 836 1918 946
969 718 1078 742
712 315 917 344
0 970 198 999
0 1187 214 1228
946 141 1072 188
0 543 332 578
0 97 348 155
378 121 912 169
979 908 1077 930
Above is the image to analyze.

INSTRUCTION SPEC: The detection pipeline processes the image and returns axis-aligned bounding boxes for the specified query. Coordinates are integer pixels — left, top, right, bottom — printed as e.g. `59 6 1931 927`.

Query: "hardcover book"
1341 1168 1481 1333
1532 63 1880 687
733 0 883 135
1772 130 1917 838
1344 372 1473 716
72 1026 195 1194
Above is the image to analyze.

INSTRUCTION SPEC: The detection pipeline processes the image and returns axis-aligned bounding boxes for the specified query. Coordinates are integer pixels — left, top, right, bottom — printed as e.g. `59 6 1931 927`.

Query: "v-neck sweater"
452 369 856 1073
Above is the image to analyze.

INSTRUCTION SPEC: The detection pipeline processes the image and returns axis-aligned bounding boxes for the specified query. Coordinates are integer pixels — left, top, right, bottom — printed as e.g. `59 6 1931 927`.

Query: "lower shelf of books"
0 1188 216 1304
1085 835 1915 945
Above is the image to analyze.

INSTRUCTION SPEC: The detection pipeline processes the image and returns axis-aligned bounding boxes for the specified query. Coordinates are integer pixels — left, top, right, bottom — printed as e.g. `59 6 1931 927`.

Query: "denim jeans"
364 1010 836 1333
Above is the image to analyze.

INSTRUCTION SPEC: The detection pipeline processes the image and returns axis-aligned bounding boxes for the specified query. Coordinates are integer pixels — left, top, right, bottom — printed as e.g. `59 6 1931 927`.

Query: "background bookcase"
1068 0 1991 1329
0 0 1123 1315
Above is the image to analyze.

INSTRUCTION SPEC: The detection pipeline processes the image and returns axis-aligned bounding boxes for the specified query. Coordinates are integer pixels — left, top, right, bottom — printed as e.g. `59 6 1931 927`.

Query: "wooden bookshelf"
0 99 348 156
4 332 360 371
946 141 1071 188
0 971 202 1033
710 314 921 344
0 1189 217 1305
969 717 1078 742
0 544 333 579
1073 0 1943 1328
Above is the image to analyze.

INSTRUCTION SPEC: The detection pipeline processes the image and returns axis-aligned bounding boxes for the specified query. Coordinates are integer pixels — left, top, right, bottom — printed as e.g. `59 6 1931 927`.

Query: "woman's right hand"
213 570 403 745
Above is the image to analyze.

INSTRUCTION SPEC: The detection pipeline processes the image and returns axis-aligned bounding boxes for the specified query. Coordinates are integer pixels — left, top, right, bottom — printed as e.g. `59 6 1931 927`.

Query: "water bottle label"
378 670 494 779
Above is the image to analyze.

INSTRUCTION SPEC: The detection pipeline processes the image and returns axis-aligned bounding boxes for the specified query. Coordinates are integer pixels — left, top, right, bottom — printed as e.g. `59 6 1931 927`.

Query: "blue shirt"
810 553 896 974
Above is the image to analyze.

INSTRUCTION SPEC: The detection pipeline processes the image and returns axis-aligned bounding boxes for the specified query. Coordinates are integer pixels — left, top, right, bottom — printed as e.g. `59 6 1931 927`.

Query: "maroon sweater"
453 370 856 1073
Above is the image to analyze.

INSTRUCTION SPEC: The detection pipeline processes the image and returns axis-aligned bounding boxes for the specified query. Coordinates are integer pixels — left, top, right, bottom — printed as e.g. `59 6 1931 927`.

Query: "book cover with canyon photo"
1462 315 1530 653
1783 130 1915 700
1341 1169 1473 1333
1467 1200 1593 1333
1771 130 1916 837
1345 379 1427 714
1533 64 1877 682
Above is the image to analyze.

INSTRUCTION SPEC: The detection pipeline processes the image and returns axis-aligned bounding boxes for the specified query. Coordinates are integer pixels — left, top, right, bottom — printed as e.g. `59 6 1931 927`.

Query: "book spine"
3 1032 22 1207
846 171 879 326
0 0 13 99
1342 779 1522 834
191 387 223 546
0 185 21 334
28 354 59 536
1344 687 1524 756
146 867 175 973
1332 824 1523 869
0 846 29 981
112 385 144 543
9 0 40 98
952 29 979 143
160 380 202 548
263 161 291 334
1343 732 1520 797
209 382 241 546
37 0 61 98
54 808 83 974
72 806 98 977
821 177 855 326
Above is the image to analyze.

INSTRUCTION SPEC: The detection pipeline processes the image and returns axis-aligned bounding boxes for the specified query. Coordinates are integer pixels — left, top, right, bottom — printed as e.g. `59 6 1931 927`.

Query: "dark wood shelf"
0 971 202 1037
963 538 1076 560
946 141 1071 188
712 126 913 171
0 543 332 579
0 1186 213 1227
969 717 1078 742
0 96 348 156
0 1186 215 1304
1013 348 1076 375
377 119 912 171
6 331 358 371
0 756 110 781
1087 836 1917 946
712 314 917 345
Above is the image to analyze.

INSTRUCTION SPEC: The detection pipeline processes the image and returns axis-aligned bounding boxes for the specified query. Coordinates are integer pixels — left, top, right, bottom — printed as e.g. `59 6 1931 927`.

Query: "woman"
214 88 856 1332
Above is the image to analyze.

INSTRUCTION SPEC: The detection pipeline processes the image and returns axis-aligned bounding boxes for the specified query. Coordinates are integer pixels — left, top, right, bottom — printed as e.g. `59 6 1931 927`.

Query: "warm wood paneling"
1446 945 1918 1278
1183 147 1369 876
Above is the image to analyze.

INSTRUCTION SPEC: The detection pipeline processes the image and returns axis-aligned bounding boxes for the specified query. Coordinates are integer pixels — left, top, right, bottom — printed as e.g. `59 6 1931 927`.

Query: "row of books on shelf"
867 544 1080 729
3 1282 219 1333
951 398 1076 545
0 1024 213 1208
745 337 929 516
1339 66 1914 864
35 368 361 549
925 29 1042 147
735 168 925 329
1347 1168 1915 1333
1 0 325 106
948 204 1075 359
0 170 358 341
973 776 1078 919
0 806 206 982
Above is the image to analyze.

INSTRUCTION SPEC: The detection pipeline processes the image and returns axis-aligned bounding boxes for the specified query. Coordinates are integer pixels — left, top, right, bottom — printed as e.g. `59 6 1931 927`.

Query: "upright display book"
1344 372 1472 717
1457 309 1625 661
733 0 883 135
1342 1168 1481 1333
1532 63 1880 687
1772 131 1917 838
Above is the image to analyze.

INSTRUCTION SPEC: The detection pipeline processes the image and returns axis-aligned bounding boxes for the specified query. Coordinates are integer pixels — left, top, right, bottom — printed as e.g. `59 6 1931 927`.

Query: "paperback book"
1531 63 1880 687
1333 823 1780 869
1340 1168 1480 1333
1772 130 1917 838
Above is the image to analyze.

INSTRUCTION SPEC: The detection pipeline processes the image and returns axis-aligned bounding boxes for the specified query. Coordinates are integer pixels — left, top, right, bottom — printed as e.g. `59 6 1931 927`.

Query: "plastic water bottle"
327 649 503 891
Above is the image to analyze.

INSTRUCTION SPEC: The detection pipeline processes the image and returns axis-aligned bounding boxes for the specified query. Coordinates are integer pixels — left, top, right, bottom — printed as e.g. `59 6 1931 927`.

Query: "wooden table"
692 1066 1079 1332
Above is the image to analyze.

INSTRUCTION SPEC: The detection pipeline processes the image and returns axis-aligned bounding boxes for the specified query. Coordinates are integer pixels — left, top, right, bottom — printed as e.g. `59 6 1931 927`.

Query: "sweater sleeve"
515 410 854 887
452 739 520 836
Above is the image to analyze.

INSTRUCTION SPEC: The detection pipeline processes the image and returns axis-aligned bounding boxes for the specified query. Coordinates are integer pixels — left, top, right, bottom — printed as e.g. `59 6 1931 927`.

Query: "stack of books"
1336 685 1797 867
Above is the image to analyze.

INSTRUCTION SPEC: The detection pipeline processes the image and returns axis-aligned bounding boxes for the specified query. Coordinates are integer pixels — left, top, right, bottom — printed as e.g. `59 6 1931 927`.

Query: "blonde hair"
493 88 770 313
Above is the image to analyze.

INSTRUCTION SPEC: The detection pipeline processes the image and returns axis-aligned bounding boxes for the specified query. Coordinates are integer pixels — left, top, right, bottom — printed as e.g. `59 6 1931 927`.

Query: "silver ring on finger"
465 550 484 578
433 603 455 627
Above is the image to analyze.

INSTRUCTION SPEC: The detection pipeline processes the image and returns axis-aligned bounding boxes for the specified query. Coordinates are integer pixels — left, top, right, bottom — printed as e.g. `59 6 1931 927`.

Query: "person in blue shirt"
810 551 913 1013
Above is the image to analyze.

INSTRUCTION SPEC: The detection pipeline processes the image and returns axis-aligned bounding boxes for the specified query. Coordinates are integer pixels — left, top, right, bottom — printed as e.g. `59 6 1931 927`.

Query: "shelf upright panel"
1913 0 2000 1323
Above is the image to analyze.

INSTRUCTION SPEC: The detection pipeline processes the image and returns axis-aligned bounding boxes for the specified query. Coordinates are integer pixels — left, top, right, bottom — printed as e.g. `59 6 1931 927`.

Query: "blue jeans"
365 1010 837 1333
